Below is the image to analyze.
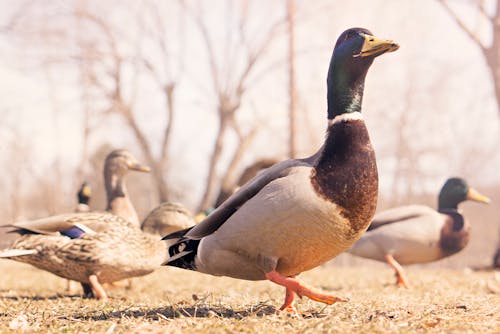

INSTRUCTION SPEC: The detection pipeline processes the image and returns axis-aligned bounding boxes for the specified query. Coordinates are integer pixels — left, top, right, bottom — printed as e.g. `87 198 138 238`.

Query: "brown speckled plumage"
2 213 167 285
0 151 153 298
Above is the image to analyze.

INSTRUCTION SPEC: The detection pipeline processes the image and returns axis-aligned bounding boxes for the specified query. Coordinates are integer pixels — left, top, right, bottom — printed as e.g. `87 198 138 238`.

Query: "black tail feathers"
162 226 199 270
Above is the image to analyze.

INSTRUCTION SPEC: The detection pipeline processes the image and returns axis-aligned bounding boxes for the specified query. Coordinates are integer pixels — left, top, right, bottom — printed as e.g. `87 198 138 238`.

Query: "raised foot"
266 270 348 308
296 285 349 304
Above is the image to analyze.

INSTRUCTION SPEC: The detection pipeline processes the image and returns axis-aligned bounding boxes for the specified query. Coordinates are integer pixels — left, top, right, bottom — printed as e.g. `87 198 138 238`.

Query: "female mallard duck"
348 177 490 288
161 28 398 312
0 150 152 299
66 181 93 293
141 202 196 236
103 149 150 227
0 213 168 300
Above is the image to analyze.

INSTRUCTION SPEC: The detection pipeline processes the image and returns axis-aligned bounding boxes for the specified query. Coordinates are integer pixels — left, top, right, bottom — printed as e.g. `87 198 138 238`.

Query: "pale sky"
0 0 498 210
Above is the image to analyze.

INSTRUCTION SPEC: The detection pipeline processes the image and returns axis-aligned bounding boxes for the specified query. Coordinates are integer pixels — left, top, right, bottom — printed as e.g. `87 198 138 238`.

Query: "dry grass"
0 261 499 333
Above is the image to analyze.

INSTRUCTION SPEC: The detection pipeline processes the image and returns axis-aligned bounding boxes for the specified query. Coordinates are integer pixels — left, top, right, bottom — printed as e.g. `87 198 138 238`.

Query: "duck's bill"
467 188 490 204
81 185 92 197
355 35 399 58
130 163 151 173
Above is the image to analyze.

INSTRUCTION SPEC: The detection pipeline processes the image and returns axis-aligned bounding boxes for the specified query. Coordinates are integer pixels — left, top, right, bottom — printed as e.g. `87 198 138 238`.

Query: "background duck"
348 177 490 288
103 149 150 227
75 182 92 213
141 202 196 236
0 149 152 298
0 212 169 300
161 28 398 312
214 158 279 207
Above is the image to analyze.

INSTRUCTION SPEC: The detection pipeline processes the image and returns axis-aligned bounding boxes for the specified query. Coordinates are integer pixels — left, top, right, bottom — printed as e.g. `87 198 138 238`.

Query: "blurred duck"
214 158 279 207
348 177 490 288
161 28 398 312
103 149 150 227
75 182 92 213
0 150 153 299
141 202 196 236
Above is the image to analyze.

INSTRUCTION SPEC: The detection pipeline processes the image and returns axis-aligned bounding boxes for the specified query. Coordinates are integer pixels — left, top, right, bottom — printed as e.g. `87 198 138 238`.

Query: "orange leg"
89 274 108 300
265 270 348 308
281 287 296 311
385 254 409 288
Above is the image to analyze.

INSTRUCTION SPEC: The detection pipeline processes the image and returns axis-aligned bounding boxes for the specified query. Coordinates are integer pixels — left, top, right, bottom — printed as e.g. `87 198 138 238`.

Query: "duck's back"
8 216 164 283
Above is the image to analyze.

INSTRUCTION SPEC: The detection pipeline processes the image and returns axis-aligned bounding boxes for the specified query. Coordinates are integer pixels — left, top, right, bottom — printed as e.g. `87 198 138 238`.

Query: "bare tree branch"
437 0 487 53
217 126 258 194
478 0 493 22
0 0 35 33
181 1 222 95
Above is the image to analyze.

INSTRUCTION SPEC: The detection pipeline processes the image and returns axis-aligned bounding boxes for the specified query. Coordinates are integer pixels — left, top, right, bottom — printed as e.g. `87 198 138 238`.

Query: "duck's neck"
105 172 127 201
327 79 365 118
438 198 460 211
327 53 371 119
311 112 378 233
105 171 140 226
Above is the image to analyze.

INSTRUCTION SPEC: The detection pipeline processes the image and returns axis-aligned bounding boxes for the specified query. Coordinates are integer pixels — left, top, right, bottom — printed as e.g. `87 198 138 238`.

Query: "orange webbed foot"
266 270 348 308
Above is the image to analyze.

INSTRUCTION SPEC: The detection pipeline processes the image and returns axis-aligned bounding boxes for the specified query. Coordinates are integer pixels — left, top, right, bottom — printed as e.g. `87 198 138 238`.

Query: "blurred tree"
287 0 297 159
4 129 31 221
71 1 185 203
181 0 287 211
438 0 500 117
214 158 279 207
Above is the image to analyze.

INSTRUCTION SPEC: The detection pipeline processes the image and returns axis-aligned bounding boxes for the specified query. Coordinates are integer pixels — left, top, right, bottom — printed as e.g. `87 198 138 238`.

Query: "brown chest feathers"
439 210 470 256
311 119 378 235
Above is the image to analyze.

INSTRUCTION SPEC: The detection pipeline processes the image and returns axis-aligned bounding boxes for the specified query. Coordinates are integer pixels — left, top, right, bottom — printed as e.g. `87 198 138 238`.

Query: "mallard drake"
162 28 398 312
0 213 167 300
348 177 490 288
103 149 150 227
75 182 92 213
141 202 196 236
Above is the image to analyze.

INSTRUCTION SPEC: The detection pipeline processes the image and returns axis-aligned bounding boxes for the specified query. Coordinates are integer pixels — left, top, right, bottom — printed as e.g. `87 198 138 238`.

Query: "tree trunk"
439 0 500 118
120 102 169 202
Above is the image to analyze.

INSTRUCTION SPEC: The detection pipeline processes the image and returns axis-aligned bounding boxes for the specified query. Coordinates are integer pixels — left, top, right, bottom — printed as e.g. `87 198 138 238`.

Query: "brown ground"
0 261 498 333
